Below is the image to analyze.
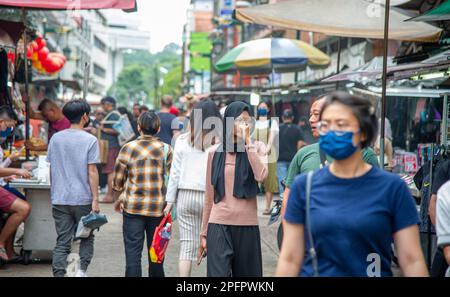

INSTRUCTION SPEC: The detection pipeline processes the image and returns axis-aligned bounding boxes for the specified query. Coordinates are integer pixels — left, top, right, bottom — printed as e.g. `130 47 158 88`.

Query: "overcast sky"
135 0 191 53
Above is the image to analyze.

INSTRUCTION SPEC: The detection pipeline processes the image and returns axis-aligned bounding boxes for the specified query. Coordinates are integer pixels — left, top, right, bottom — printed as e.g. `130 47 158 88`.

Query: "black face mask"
83 115 91 128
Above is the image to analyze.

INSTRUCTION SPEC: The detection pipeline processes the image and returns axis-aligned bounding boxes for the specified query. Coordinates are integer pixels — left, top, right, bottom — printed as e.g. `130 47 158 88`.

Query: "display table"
9 181 55 265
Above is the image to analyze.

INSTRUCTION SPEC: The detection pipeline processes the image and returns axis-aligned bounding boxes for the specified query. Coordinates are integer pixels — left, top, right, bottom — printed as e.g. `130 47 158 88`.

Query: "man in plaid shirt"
112 111 173 277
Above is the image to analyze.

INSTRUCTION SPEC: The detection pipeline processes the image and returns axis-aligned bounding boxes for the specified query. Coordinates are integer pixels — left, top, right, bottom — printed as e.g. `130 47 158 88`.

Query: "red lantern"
38 47 49 61
36 37 47 50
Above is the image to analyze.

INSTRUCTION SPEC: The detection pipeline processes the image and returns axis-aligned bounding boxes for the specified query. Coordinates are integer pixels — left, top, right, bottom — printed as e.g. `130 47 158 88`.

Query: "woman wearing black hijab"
199 101 268 277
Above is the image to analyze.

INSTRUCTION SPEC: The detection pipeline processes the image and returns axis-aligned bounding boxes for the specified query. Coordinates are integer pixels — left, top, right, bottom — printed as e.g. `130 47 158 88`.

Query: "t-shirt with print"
284 143 380 188
47 129 100 206
101 111 121 148
285 166 420 277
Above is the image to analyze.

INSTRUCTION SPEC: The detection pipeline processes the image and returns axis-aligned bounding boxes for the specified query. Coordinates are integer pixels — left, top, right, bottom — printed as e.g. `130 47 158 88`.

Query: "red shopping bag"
149 213 172 263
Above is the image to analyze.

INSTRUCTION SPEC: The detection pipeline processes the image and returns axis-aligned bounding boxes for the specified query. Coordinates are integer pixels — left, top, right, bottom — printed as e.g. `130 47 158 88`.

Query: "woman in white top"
164 99 221 277
253 101 279 215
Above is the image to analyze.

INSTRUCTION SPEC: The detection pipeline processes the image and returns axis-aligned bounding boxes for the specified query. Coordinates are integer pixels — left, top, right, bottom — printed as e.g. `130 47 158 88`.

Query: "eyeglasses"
317 121 359 136
235 117 253 125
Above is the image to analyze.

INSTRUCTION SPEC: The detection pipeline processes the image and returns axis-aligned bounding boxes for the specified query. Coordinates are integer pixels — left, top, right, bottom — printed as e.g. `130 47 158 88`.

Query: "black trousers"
122 212 165 277
206 223 263 277
431 247 449 277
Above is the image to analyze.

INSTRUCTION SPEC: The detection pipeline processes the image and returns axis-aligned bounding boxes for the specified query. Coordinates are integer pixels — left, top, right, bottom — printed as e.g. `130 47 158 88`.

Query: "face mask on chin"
319 130 359 160
83 115 91 128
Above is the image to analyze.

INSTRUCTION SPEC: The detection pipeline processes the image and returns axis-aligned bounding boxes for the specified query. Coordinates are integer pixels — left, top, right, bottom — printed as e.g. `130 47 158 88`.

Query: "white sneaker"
75 270 87 277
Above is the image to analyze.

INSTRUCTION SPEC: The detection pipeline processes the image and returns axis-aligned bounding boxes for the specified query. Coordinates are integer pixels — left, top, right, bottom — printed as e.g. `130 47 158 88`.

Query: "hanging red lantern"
38 47 49 61
36 37 47 50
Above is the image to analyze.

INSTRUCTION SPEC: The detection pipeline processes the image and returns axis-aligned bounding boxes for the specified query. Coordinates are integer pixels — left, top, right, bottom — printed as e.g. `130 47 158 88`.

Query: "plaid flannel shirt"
112 135 173 217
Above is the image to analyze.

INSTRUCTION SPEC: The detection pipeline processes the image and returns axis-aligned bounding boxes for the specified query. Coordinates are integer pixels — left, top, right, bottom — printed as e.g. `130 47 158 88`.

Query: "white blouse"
165 133 210 203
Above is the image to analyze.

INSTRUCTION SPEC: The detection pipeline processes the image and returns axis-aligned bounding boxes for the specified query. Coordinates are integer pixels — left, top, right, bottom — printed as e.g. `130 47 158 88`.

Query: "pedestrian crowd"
1 91 449 277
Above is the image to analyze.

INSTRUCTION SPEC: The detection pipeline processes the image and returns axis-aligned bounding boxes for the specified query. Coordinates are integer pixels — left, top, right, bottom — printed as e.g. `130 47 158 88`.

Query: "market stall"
0 0 137 265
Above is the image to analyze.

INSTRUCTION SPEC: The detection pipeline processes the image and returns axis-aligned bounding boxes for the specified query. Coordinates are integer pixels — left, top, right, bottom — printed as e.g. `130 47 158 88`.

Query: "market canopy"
0 0 136 10
407 0 450 22
235 0 442 42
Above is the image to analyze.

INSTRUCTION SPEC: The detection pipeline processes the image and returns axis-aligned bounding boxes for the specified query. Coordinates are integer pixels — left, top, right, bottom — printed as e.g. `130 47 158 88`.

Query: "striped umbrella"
215 38 331 75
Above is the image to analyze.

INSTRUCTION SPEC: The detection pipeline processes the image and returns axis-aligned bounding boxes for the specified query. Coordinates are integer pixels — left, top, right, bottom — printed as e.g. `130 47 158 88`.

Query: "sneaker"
75 270 87 277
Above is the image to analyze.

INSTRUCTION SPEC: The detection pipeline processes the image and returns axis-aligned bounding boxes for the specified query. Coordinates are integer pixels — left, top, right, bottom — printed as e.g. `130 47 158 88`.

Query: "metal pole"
83 62 90 100
441 94 448 147
295 30 301 83
380 0 391 170
22 9 30 161
427 143 434 269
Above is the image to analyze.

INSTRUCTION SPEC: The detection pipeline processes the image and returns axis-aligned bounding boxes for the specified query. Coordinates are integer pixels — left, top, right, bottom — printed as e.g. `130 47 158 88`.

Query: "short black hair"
101 96 116 107
319 91 377 148
139 105 149 113
0 105 15 120
38 98 58 111
62 99 91 124
138 111 160 135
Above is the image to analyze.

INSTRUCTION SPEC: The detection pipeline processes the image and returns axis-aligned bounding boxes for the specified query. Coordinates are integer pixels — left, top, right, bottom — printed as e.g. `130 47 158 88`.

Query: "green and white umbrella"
215 37 331 75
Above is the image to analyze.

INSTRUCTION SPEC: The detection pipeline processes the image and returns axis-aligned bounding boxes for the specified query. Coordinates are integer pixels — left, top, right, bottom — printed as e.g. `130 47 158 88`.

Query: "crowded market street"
0 195 280 277
0 0 450 282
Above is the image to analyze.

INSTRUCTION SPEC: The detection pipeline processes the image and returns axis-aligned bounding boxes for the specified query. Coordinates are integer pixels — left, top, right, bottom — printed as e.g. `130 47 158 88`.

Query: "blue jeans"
277 161 290 198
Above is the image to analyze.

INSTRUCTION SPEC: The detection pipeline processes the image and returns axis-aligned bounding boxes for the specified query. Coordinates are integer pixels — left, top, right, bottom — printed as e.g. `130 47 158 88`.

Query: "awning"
0 0 135 10
0 20 25 46
407 0 450 22
235 0 442 42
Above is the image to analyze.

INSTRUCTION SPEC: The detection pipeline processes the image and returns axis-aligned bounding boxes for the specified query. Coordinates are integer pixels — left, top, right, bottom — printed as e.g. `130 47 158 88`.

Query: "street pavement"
0 195 280 277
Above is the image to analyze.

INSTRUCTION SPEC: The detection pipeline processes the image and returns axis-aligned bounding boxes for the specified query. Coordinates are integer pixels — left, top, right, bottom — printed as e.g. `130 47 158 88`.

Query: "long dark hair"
189 99 222 151
257 100 273 120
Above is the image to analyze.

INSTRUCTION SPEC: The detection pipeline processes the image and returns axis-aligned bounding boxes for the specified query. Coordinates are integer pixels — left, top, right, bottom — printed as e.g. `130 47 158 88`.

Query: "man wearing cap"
99 97 121 203
277 109 306 199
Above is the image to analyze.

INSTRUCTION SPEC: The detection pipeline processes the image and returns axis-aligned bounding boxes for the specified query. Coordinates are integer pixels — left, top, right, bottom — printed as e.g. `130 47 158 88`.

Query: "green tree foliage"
110 43 182 107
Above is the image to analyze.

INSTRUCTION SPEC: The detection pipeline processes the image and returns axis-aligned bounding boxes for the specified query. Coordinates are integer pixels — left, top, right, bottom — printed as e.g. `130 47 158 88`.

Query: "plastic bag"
149 213 172 263
113 115 136 146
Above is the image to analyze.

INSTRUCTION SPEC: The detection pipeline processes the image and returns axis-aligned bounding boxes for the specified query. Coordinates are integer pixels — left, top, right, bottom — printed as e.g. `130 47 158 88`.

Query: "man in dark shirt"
99 97 121 203
277 109 305 198
156 95 180 145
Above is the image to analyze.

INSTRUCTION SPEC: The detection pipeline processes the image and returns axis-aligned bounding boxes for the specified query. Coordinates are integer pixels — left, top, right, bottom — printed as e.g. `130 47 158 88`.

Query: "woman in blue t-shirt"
276 92 428 277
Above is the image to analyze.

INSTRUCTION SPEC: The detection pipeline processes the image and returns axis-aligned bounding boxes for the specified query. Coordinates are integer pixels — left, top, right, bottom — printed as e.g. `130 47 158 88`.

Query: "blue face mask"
257 108 268 117
319 130 358 160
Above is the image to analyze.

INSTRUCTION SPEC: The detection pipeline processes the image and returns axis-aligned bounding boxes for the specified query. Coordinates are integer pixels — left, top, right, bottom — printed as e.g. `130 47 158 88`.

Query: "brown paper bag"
97 127 108 165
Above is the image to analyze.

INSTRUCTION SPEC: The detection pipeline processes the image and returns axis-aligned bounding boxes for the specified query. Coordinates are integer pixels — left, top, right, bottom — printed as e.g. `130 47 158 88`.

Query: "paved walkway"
0 196 280 277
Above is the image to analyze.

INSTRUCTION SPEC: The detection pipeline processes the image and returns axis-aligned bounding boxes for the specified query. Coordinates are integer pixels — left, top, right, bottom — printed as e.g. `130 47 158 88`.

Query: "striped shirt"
112 135 173 217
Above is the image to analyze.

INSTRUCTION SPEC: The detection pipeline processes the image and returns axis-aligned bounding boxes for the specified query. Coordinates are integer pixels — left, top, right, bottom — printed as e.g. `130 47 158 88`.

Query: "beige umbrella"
235 0 442 42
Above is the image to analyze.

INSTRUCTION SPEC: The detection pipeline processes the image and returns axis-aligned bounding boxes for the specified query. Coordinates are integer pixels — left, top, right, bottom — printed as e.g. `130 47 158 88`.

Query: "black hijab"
211 101 259 204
